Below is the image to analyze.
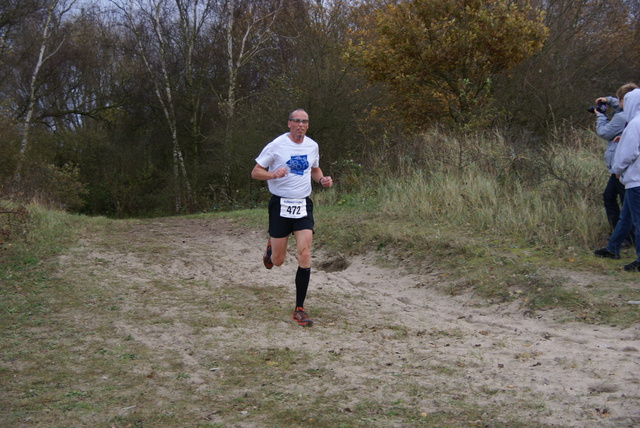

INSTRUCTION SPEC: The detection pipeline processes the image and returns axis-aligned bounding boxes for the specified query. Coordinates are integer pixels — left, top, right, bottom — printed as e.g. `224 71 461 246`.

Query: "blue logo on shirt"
287 155 308 176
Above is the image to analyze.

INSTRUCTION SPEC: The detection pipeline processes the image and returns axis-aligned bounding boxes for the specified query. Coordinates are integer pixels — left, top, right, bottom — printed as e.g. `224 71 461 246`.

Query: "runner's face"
288 112 309 141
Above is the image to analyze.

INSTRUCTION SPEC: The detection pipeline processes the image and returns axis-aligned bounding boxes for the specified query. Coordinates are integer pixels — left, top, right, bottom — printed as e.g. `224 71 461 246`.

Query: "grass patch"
303 207 639 326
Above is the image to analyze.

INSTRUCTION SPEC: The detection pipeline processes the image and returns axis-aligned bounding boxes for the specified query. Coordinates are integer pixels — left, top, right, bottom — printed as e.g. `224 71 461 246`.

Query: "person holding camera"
594 84 640 267
592 85 636 236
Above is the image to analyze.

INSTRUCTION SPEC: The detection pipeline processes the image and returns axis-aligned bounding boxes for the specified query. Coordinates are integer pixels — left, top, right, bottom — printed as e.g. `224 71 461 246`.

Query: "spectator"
594 83 638 237
594 86 640 271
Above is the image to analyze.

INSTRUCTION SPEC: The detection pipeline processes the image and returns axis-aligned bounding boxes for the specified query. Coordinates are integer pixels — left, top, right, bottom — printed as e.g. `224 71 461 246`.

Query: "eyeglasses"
289 118 309 124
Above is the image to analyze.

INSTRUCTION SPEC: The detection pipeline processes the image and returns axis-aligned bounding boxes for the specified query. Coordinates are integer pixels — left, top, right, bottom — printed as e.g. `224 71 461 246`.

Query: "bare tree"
220 0 282 143
13 0 76 182
114 0 216 212
495 0 640 134
175 0 218 159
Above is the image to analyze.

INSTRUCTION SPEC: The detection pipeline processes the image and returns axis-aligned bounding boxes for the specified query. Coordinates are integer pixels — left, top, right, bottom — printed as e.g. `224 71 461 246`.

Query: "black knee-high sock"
295 267 311 308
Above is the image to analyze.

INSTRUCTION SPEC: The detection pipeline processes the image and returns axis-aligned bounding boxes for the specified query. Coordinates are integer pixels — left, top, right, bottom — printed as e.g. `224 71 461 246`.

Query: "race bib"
280 198 307 219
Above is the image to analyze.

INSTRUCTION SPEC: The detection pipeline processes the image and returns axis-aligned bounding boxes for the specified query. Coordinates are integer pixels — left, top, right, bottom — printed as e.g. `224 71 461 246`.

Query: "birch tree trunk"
13 0 73 183
176 0 213 159
222 0 283 146
119 0 195 212
218 0 283 196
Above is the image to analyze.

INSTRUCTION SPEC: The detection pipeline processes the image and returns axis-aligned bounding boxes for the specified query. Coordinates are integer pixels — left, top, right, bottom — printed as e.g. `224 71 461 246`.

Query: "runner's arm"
251 164 287 181
311 167 332 187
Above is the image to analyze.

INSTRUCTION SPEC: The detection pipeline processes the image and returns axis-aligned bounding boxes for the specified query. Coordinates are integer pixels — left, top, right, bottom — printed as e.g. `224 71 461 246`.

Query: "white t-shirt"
255 133 320 198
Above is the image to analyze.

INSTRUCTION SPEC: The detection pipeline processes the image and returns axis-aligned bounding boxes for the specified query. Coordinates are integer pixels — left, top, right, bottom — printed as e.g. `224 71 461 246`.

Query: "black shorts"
268 195 315 238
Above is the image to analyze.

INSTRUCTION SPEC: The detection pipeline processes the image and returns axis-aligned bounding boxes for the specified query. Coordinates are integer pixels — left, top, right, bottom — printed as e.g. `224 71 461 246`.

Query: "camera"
588 100 607 114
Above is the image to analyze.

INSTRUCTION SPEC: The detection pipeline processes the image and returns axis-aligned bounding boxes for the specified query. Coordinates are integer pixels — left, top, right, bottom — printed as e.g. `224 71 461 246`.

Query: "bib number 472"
280 198 307 219
287 205 301 216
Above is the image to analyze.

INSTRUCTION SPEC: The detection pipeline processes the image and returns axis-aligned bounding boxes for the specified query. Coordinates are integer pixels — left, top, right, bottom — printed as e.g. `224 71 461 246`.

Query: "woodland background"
1 0 639 217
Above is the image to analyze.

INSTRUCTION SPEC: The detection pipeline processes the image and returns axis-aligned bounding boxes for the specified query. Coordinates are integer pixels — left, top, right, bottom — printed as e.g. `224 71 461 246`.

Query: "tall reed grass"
349 125 608 248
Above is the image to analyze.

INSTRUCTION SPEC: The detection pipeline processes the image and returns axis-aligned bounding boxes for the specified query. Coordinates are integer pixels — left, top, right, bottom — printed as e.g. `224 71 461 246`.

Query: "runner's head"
288 109 309 143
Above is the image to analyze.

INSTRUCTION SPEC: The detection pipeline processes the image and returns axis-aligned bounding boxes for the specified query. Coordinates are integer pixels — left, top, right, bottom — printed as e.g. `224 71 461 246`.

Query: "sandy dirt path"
59 216 640 427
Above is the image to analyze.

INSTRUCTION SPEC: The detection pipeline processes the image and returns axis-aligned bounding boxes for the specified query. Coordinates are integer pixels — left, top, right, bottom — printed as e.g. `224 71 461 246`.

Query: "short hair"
288 108 308 120
616 83 638 101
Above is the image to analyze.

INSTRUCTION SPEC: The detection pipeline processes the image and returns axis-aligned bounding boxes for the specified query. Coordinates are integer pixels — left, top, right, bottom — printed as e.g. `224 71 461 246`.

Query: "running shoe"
623 261 640 272
292 307 313 327
263 238 273 269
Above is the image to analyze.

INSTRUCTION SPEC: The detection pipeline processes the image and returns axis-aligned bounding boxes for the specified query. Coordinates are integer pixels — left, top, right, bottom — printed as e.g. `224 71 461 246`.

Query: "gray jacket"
596 96 626 173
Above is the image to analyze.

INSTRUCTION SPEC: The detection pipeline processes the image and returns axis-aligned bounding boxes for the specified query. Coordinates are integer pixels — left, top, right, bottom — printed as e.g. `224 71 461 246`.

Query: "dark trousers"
604 174 626 231
603 174 634 242
606 186 640 260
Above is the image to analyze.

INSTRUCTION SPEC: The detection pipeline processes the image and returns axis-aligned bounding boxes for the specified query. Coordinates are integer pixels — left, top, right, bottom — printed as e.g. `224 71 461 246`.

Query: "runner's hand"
319 176 333 187
272 167 288 179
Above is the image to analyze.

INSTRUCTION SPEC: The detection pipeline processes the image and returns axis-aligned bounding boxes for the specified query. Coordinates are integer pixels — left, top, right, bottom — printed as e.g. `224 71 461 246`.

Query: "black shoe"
594 248 620 259
623 261 640 272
